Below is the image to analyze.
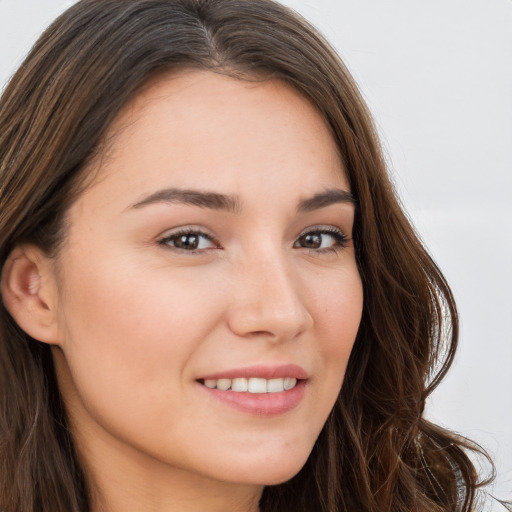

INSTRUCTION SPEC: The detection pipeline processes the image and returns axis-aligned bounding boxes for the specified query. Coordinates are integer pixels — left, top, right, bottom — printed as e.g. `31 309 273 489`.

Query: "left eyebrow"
297 188 356 212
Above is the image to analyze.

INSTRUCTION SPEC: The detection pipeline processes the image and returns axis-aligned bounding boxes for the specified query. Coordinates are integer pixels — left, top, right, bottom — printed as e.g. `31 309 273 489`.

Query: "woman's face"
51 71 363 492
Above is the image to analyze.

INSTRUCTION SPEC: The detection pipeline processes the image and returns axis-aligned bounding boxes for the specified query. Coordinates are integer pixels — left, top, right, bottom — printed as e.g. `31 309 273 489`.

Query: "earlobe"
1 245 61 345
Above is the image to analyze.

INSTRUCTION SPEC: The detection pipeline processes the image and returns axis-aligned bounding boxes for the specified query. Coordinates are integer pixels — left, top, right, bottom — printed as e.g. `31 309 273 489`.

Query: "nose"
226 253 313 342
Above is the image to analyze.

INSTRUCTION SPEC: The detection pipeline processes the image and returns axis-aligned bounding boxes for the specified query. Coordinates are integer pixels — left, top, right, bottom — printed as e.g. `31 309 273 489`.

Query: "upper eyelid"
158 225 349 237
297 227 349 242
158 226 216 239
297 225 349 238
159 224 347 236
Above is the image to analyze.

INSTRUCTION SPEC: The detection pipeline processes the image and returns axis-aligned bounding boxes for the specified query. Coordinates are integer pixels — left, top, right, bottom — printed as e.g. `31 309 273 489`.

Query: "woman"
0 0 497 511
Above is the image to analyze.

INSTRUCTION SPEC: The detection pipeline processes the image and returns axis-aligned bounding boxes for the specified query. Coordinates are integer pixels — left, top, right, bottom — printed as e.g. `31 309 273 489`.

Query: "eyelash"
158 228 220 252
294 226 349 254
158 226 349 254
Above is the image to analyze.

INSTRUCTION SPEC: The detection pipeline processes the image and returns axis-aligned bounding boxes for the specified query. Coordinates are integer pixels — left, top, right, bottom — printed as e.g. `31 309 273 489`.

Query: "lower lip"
198 380 307 417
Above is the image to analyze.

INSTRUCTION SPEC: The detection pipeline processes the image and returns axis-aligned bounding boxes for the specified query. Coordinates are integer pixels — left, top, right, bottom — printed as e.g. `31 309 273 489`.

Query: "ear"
1 245 61 345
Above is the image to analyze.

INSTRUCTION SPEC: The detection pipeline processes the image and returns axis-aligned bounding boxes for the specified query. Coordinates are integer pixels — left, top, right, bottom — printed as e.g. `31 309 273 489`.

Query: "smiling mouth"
198 377 299 393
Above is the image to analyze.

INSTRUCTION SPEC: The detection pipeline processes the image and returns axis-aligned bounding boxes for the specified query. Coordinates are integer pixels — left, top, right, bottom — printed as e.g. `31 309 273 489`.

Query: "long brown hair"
0 0 493 510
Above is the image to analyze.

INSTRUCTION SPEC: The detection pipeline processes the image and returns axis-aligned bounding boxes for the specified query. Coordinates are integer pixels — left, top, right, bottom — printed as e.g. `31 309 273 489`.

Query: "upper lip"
198 364 308 381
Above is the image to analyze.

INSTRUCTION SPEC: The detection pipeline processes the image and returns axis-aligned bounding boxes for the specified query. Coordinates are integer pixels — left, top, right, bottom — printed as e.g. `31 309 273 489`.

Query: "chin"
225 449 311 487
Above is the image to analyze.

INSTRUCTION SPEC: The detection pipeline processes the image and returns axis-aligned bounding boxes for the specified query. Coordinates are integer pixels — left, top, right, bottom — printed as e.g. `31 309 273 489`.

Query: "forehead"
78 70 348 211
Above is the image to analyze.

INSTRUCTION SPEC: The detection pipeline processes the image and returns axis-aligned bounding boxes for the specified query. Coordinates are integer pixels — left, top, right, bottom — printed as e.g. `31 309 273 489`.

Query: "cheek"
303 264 363 424
56 253 224 417
61 248 221 350
313 267 363 359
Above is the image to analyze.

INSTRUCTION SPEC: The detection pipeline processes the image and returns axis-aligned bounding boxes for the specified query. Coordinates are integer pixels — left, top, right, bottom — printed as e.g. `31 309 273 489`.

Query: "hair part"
0 1 493 511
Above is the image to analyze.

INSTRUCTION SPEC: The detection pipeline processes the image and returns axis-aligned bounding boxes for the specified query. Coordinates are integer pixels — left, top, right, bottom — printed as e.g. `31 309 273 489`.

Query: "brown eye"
174 234 201 250
298 233 323 249
160 230 217 251
294 229 348 251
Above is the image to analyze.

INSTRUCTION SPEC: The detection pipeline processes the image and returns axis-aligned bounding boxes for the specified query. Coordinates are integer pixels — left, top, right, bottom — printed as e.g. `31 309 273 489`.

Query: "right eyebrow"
129 188 241 213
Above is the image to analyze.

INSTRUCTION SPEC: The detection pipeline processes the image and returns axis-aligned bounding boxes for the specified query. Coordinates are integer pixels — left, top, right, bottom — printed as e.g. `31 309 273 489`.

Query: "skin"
4 71 363 511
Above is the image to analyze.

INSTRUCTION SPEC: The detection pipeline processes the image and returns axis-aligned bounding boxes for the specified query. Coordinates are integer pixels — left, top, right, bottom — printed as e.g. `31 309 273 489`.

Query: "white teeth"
202 377 299 392
248 378 267 393
216 378 231 391
231 378 248 392
267 378 285 393
284 377 297 390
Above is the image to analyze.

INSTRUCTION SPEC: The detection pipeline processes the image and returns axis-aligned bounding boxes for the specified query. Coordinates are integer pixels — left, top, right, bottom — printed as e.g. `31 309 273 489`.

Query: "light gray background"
1 0 510 501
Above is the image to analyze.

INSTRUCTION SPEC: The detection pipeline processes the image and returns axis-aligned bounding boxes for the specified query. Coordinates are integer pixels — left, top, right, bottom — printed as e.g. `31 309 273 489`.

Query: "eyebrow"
131 188 241 213
297 188 356 212
129 187 355 213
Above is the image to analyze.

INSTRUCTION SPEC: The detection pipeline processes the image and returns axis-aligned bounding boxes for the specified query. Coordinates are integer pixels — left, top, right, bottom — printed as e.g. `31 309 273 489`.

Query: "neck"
54 350 263 512
90 473 262 512
92 487 261 512
75 424 262 512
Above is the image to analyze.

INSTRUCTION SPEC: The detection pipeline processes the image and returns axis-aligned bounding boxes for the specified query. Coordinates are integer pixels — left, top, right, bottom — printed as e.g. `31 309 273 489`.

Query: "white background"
1 0 510 501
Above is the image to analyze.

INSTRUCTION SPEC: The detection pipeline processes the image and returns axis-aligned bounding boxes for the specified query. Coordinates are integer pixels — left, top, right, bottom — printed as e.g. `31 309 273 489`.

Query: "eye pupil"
301 233 322 248
175 234 199 250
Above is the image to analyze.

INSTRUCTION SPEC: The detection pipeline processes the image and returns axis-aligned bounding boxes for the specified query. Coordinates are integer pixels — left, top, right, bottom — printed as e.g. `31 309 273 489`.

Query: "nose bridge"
227 246 313 341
